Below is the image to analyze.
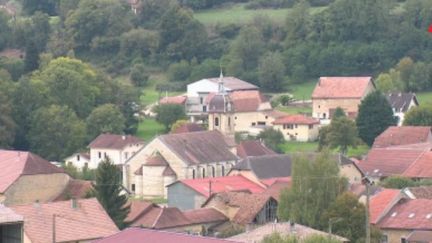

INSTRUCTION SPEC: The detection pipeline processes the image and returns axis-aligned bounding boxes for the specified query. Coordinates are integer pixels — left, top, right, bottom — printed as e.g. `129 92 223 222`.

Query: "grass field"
194 4 326 25
416 92 432 105
136 118 165 141
276 105 312 114
287 81 316 100
279 141 369 158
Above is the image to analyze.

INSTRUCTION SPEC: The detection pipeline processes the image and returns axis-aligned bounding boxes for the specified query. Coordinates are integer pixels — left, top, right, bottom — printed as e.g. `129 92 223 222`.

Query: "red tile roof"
369 189 402 224
261 180 291 202
373 126 432 148
125 200 158 223
236 140 276 158
54 179 93 201
89 134 144 150
0 150 65 193
130 207 227 229
229 90 269 112
311 77 373 99
11 198 118 243
171 123 205 134
378 199 432 230
403 151 432 178
94 227 240 243
177 175 266 198
273 114 319 125
159 95 187 105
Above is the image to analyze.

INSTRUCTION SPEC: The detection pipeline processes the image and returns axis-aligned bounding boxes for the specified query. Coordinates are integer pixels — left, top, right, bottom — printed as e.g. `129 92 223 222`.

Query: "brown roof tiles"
373 126 432 148
273 114 319 125
311 77 373 99
89 134 144 150
236 140 276 158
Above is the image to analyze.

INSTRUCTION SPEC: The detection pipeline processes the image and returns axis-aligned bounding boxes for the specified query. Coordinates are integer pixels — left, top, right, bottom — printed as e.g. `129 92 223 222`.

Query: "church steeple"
218 67 225 94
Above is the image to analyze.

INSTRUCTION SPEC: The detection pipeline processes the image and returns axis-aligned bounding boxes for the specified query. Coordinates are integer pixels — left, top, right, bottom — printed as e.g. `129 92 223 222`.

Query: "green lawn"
287 81 316 101
136 118 165 141
279 141 369 158
194 4 326 25
276 105 312 115
416 92 432 105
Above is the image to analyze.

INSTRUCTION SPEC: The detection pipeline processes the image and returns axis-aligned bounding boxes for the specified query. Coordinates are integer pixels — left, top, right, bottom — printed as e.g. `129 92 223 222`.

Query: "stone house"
0 204 23 243
75 133 145 170
272 114 320 141
167 175 266 210
186 75 258 122
311 76 375 123
123 131 239 199
11 198 119 243
0 150 70 206
386 92 419 126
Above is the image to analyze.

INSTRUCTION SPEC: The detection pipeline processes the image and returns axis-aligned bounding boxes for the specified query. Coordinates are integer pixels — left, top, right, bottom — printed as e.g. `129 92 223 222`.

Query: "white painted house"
386 92 419 126
67 134 145 170
64 152 90 169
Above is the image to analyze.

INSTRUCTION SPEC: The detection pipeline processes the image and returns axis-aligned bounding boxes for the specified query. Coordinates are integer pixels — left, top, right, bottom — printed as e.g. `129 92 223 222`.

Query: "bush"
130 64 149 87
168 60 191 82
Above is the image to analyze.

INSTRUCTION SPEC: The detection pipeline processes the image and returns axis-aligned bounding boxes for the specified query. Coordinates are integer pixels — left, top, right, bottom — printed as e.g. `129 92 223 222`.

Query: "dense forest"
0 0 431 160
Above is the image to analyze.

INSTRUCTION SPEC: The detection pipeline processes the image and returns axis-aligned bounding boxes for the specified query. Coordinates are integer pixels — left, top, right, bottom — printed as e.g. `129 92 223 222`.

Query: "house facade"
386 92 419 126
123 131 239 199
272 114 320 141
73 133 145 169
311 77 375 123
0 150 70 206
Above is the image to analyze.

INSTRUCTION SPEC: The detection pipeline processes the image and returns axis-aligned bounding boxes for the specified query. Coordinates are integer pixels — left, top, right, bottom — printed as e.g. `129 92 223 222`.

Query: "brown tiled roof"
228 222 349 242
229 90 269 112
311 77 373 99
171 123 205 134
369 189 403 224
125 201 159 223
378 199 432 230
0 204 23 224
273 114 319 125
207 77 258 91
94 228 241 243
54 179 93 201
408 186 432 199
89 134 144 149
159 95 187 105
236 140 276 158
262 180 291 202
204 191 274 225
403 151 432 178
0 150 65 193
373 126 432 148
386 92 419 112
183 208 228 224
158 131 238 165
11 198 119 243
233 154 293 179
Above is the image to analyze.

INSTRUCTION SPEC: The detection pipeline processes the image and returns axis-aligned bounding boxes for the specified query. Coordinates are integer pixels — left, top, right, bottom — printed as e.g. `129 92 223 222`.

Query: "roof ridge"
402 149 429 176
151 207 165 229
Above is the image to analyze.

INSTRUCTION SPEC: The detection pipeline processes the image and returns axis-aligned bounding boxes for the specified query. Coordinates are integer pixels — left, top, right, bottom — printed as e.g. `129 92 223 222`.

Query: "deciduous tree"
154 104 187 131
86 104 126 141
404 106 432 126
257 128 284 153
258 51 285 91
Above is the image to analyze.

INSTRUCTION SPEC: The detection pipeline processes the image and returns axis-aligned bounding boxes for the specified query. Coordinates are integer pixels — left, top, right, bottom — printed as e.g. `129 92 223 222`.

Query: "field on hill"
194 3 326 25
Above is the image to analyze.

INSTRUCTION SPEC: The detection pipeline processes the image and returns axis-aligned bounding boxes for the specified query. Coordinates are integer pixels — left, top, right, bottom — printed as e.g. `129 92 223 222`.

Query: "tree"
0 11 12 51
0 90 16 148
24 41 40 73
278 150 343 229
27 105 86 161
332 107 346 119
154 104 186 131
92 158 130 229
21 0 57 15
321 192 366 241
170 119 189 133
120 28 159 58
326 117 360 154
168 60 191 81
86 104 126 141
257 128 284 153
404 106 432 126
130 63 149 87
380 176 416 189
285 0 310 46
228 26 265 71
258 51 286 92
356 91 396 146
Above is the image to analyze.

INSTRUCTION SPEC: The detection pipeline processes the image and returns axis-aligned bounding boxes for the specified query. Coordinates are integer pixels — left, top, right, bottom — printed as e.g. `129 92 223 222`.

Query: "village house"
65 133 144 170
0 150 70 206
123 131 238 199
185 75 258 122
202 191 278 228
311 76 375 123
167 175 266 210
272 114 320 141
386 92 419 126
0 204 23 243
125 201 227 235
10 198 119 243
93 227 241 243
228 222 349 242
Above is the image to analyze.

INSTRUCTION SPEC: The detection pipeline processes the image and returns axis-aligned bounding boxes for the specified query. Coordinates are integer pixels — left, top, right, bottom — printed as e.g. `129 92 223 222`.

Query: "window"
200 97 204 104
192 169 196 179
104 152 107 158
228 117 231 126
212 166 215 177
235 117 237 120
294 124 298 128
401 238 407 243
309 125 313 129
252 122 256 126
258 122 266 126
221 165 225 176
77 155 80 161
265 116 268 119
203 106 207 112
202 168 206 178
215 117 219 126
287 124 294 129
131 184 136 192
98 152 101 158
381 235 388 243
323 113 327 119
265 199 278 223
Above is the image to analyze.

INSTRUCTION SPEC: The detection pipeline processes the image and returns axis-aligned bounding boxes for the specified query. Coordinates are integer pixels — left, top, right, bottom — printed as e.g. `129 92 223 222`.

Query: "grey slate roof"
158 131 238 165
234 154 293 179
386 92 418 112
